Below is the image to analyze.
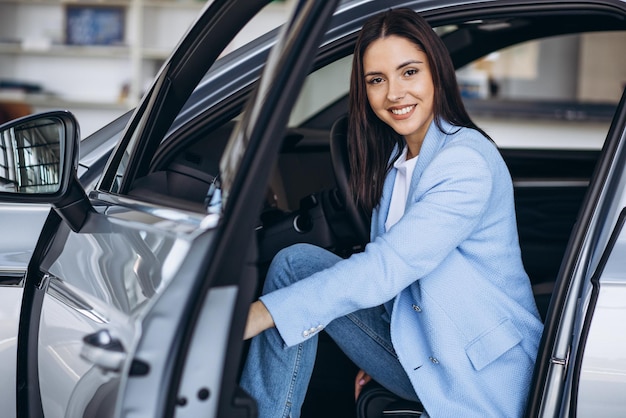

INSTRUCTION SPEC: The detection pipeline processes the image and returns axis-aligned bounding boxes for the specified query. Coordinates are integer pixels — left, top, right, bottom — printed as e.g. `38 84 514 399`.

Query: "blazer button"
303 330 310 337
429 356 439 364
412 304 422 312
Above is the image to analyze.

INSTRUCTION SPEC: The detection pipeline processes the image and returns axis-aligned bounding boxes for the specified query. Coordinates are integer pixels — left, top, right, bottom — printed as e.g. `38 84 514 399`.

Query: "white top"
385 146 418 230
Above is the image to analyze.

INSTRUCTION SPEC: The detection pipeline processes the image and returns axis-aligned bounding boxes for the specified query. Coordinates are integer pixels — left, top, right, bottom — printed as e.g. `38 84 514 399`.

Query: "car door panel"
575 209 626 416
31 202 217 417
38 281 120 417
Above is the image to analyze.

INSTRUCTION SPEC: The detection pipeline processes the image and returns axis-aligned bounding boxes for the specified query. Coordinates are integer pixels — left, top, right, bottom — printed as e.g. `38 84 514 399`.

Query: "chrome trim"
47 275 108 324
549 344 570 373
89 190 220 231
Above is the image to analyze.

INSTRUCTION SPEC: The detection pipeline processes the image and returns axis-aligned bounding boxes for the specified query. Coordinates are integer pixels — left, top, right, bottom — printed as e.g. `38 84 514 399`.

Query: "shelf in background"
0 0 129 5
0 42 131 58
143 0 206 9
0 0 291 135
0 0 206 5
0 91 131 111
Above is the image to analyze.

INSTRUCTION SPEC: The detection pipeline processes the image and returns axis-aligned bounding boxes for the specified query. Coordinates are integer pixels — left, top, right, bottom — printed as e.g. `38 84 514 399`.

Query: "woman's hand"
243 300 275 340
354 369 372 400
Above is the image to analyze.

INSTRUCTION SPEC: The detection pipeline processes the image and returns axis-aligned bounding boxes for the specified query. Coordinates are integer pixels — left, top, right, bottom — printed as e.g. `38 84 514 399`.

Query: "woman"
241 8 543 418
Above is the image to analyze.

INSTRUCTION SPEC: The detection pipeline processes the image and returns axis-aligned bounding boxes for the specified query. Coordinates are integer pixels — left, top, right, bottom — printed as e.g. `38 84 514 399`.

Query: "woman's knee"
263 243 340 293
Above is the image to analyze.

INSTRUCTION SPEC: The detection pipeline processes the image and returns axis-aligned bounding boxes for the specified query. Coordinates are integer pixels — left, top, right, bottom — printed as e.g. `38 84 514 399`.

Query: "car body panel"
576 211 626 416
0 286 21 418
0 110 131 418
531 88 626 417
0 204 49 272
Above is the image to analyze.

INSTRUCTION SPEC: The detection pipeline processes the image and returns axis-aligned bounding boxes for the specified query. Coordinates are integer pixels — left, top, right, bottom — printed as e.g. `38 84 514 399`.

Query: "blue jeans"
240 243 418 418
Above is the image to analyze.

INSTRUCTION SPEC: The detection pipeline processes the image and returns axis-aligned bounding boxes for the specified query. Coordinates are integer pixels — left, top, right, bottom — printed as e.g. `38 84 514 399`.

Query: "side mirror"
0 111 92 231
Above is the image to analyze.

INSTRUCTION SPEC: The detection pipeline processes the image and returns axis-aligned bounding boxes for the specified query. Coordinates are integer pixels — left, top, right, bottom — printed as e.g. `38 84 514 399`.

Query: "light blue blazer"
262 119 544 417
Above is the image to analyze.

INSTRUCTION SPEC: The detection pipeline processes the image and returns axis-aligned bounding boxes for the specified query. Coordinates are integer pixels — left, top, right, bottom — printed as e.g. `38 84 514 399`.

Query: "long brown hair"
348 8 490 212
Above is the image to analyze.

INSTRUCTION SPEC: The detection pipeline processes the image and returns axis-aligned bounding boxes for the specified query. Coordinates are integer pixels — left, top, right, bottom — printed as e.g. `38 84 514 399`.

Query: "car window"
288 55 351 127
457 31 625 150
99 1 291 200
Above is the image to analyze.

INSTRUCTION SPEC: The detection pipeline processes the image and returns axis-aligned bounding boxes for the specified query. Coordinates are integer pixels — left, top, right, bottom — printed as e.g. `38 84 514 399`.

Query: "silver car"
0 0 625 417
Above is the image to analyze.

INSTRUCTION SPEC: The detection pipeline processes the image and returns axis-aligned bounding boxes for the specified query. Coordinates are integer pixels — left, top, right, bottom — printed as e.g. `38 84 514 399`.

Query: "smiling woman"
241 8 543 418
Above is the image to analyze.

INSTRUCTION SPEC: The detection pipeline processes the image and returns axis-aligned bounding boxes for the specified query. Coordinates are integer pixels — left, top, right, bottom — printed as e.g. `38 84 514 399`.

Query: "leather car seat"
329 115 371 246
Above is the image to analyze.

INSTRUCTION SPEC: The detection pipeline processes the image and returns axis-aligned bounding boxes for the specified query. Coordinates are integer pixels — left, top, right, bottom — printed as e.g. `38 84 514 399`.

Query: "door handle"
80 329 126 372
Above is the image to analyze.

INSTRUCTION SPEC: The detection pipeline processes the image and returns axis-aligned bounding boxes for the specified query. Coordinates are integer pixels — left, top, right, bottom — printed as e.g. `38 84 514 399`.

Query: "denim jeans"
240 243 418 418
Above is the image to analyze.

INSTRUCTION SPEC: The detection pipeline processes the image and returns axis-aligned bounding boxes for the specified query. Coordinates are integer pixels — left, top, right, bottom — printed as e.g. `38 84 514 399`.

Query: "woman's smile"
389 104 416 117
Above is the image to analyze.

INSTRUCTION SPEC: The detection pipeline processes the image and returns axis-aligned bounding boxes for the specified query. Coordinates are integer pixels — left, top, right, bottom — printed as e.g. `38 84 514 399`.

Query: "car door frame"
572 206 626 416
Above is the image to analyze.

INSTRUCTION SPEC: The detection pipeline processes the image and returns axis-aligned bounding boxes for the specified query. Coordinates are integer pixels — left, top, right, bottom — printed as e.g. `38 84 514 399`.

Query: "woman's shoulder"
440 123 499 156
430 122 506 174
439 122 490 144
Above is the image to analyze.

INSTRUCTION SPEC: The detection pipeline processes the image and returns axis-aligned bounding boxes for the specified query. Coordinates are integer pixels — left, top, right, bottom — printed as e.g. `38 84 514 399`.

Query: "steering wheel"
330 115 371 246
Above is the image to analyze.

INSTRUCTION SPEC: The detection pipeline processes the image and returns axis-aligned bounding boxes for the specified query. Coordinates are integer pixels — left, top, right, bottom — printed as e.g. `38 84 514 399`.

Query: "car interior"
124 7 624 417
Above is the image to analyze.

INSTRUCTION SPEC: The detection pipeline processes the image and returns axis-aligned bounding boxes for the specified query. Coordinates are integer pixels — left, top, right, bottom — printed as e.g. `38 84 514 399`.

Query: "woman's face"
363 35 435 155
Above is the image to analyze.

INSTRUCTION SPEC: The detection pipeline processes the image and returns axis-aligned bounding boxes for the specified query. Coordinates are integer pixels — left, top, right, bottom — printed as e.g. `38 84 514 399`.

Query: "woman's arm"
244 300 275 340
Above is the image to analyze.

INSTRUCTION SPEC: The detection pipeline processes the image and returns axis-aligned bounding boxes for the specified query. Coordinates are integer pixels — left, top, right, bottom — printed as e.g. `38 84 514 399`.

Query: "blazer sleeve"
261 144 494 347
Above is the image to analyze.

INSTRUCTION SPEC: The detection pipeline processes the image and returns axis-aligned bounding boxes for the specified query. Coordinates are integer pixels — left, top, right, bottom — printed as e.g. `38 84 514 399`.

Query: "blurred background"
0 0 294 137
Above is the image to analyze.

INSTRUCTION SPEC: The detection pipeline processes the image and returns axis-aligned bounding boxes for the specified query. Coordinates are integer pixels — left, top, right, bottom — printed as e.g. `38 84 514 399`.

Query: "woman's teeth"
391 105 414 115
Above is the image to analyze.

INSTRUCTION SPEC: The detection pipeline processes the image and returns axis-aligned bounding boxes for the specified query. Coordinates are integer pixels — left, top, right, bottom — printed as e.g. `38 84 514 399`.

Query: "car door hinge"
549 345 570 374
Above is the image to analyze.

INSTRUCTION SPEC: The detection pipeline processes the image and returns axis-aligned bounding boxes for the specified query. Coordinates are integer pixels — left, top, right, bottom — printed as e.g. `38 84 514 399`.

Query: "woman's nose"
387 79 405 102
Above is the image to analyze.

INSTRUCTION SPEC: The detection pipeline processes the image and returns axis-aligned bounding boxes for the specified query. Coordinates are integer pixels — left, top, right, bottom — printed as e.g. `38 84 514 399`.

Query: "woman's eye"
404 68 418 77
367 77 384 85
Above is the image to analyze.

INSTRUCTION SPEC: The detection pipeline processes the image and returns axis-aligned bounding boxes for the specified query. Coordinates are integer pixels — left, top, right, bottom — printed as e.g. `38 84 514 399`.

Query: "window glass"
103 2 293 201
288 55 351 127
457 31 625 149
